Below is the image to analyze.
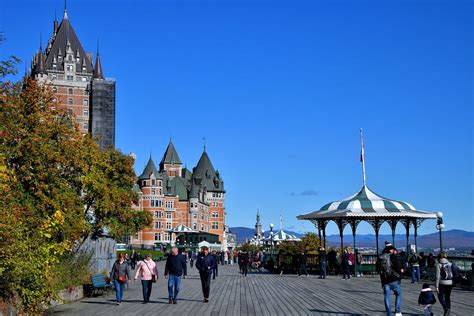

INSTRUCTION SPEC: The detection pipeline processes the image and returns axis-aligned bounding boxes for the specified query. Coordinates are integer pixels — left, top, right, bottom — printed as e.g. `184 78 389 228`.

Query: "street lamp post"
436 212 445 252
269 223 274 262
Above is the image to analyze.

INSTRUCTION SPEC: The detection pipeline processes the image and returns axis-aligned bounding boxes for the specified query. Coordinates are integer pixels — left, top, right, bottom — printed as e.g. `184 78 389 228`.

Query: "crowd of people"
108 243 462 316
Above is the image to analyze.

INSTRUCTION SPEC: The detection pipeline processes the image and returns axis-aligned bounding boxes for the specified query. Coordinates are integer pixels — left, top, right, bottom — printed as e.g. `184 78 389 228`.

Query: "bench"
90 274 112 297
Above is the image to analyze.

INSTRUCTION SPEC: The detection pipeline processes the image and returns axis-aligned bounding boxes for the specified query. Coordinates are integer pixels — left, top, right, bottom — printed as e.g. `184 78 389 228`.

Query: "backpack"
409 254 419 265
377 253 393 278
440 262 453 280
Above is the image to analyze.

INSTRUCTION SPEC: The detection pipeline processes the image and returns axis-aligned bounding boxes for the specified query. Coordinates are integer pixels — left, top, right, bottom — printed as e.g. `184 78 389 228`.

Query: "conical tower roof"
193 150 224 192
160 141 182 169
93 49 104 79
138 157 160 180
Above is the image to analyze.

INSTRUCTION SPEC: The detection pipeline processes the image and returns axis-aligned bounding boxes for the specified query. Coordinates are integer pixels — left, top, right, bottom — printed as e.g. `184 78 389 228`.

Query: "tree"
0 49 151 312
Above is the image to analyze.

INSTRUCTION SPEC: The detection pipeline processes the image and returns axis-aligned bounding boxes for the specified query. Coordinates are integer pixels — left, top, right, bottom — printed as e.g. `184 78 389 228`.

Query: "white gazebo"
297 129 437 254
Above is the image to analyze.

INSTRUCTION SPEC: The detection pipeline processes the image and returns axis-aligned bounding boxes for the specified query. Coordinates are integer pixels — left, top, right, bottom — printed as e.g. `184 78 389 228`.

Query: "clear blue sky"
2 0 472 236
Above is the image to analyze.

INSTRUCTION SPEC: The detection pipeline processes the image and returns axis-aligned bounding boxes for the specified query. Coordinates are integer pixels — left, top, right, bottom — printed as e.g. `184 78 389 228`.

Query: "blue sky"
2 0 472 236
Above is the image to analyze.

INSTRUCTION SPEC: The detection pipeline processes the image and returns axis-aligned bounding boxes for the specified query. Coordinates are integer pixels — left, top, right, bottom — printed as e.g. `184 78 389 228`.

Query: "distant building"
250 210 265 246
130 141 226 248
29 7 115 149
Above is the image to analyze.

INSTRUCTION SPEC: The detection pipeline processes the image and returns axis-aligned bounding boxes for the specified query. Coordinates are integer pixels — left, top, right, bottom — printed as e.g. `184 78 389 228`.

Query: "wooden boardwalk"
48 261 474 316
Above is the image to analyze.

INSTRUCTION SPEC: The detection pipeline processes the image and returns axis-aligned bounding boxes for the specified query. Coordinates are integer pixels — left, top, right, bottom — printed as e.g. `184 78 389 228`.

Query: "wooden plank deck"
47 261 474 315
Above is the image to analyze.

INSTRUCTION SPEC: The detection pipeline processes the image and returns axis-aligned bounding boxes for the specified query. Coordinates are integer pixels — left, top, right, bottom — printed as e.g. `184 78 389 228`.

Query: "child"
418 283 436 316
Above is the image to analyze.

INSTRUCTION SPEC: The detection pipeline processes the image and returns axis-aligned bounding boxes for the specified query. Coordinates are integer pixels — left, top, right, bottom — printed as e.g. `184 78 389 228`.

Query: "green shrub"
116 249 165 261
50 253 92 292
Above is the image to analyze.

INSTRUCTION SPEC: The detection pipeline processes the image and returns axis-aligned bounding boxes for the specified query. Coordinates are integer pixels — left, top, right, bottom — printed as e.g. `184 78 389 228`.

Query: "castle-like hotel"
28 6 229 249
131 141 227 248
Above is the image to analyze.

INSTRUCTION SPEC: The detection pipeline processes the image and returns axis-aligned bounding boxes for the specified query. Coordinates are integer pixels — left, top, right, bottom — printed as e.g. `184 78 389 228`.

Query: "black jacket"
319 250 327 262
298 253 307 266
165 253 187 277
418 289 436 305
196 253 216 274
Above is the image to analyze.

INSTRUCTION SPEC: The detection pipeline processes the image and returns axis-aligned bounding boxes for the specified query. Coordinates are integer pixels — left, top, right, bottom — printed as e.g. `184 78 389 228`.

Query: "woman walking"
435 252 457 316
134 254 158 304
110 253 131 305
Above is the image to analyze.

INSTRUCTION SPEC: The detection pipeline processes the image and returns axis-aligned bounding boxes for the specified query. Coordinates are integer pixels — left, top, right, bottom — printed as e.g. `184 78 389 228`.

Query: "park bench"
90 274 112 297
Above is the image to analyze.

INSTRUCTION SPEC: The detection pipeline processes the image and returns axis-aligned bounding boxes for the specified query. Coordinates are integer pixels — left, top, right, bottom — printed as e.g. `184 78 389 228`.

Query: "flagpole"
360 128 367 186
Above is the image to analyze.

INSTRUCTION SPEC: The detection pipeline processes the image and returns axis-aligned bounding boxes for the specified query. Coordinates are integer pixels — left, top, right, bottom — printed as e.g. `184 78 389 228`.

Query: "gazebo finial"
360 128 367 186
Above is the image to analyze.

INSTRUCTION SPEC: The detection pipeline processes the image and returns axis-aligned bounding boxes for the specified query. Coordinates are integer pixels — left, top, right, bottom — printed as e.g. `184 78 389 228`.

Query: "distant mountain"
230 227 304 244
229 227 474 249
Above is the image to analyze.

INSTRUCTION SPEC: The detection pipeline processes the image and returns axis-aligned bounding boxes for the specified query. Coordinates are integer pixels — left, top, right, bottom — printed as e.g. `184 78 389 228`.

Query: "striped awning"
172 224 196 233
265 230 301 242
297 185 437 220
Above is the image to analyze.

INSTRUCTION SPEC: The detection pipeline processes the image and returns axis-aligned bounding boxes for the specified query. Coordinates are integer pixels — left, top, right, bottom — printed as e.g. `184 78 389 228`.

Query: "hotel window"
151 200 155 207
83 99 89 106
212 212 218 218
166 222 171 230
67 75 73 80
68 98 73 105
201 224 204 231
159 189 162 195
193 213 197 219
151 188 155 195
66 65 73 72
166 201 173 208
166 212 172 219
68 88 73 95
157 200 163 207
52 86 57 93
193 223 197 230
154 211 160 218
83 89 89 96
142 180 146 186
83 109 89 117
83 122 88 130
158 181 162 186
212 222 219 230
155 222 160 229
152 179 155 186
154 233 160 241
165 233 171 241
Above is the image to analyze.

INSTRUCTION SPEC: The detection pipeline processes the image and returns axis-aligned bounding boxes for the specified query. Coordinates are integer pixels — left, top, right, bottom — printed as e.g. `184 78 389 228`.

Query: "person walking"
341 250 351 280
435 252 457 316
109 253 131 306
190 251 197 268
418 283 436 316
196 246 216 303
165 246 187 304
409 250 422 283
211 251 219 279
130 250 138 270
318 247 327 279
134 254 158 304
298 251 309 277
241 251 250 276
377 243 403 316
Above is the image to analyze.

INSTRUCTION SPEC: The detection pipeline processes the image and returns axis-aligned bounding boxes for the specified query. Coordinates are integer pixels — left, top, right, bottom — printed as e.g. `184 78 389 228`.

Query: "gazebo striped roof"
297 185 437 220
264 230 301 242
172 224 196 233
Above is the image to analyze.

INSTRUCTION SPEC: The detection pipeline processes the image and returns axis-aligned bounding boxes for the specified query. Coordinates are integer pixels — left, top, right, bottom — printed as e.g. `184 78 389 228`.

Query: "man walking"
164 247 187 304
318 247 327 279
298 251 309 277
377 243 404 316
211 251 219 279
409 250 422 283
196 246 216 303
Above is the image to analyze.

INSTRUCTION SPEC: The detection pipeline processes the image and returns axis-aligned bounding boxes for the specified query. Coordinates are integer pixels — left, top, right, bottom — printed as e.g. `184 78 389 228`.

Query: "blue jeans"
320 261 327 277
383 281 402 315
168 275 181 300
411 266 420 283
141 280 153 302
113 279 125 303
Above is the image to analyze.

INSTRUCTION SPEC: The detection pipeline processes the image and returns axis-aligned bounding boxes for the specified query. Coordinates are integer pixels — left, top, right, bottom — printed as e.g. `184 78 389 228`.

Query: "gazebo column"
317 220 322 244
350 220 360 277
414 219 423 252
337 219 345 251
404 219 410 252
322 222 327 249
369 219 382 255
389 219 398 247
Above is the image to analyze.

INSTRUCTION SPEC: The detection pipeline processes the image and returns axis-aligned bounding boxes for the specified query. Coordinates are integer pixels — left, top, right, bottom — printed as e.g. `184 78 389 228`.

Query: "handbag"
116 263 127 283
144 260 156 283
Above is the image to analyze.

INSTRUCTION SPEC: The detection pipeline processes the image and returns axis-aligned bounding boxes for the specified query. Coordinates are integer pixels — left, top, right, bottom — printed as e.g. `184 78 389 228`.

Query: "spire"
63 0 68 20
279 212 283 230
202 137 206 152
53 11 58 35
35 35 46 74
160 140 182 167
360 128 367 186
93 42 104 79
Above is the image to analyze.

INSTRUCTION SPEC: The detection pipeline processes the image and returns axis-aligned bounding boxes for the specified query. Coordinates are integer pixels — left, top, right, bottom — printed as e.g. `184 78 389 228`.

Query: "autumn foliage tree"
0 45 151 312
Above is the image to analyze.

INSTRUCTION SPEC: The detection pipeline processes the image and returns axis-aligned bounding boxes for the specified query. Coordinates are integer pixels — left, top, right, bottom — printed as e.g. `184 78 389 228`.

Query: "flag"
360 129 365 163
